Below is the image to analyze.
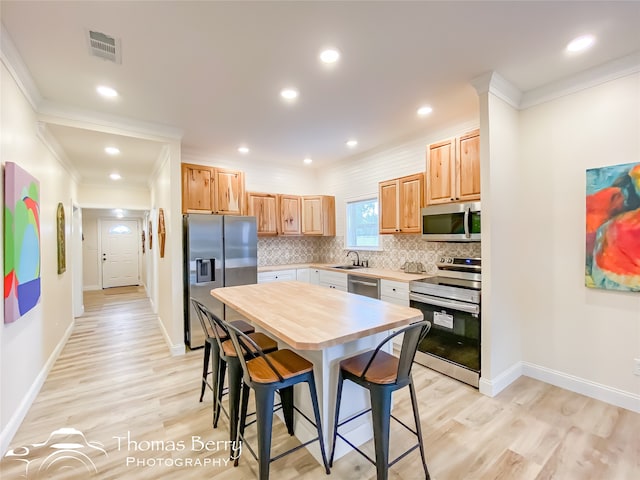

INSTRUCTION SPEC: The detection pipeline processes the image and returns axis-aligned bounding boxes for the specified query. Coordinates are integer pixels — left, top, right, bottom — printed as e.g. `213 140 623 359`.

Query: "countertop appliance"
347 274 380 299
409 256 481 387
183 214 257 349
421 201 481 242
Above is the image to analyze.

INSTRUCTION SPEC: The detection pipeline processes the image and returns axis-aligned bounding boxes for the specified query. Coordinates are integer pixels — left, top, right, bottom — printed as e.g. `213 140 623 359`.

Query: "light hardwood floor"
1 287 638 479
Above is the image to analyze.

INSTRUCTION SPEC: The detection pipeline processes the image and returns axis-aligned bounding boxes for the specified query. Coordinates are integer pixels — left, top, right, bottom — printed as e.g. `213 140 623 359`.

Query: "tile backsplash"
258 235 481 274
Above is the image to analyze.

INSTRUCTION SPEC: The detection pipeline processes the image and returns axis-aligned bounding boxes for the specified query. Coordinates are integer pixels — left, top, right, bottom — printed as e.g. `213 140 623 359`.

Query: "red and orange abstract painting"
586 162 640 291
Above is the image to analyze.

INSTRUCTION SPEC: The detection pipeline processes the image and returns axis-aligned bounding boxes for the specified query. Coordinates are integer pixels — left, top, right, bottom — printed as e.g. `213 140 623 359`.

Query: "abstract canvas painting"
4 162 41 323
586 161 640 291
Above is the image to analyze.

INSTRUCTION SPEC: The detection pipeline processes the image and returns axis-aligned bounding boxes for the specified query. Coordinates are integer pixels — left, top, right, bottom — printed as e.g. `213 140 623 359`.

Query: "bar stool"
329 320 432 480
190 298 255 409
205 309 279 444
225 322 330 480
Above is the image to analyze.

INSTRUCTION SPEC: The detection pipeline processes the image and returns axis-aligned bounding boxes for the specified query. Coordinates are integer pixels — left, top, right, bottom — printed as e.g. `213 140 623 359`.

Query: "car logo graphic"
4 427 107 479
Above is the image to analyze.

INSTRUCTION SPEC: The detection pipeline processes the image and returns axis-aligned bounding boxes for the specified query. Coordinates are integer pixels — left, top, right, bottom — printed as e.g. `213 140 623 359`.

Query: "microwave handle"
464 207 470 238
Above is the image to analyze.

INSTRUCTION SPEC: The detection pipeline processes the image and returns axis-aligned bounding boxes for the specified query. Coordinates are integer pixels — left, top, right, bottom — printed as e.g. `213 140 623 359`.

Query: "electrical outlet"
634 358 640 376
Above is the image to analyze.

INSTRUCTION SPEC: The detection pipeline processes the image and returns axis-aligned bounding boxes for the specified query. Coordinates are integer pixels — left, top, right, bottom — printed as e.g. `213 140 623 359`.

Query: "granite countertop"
258 263 431 282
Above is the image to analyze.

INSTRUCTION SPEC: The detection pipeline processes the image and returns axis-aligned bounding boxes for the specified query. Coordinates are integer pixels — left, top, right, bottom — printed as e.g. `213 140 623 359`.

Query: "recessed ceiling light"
110 173 121 180
303 157 313 165
105 146 120 155
566 35 595 53
238 146 250 154
320 48 340 64
417 105 433 117
280 88 299 100
96 85 118 98
346 139 358 148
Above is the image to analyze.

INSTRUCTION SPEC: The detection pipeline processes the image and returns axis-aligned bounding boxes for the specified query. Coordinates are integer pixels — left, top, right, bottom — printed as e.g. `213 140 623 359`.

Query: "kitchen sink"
331 265 363 270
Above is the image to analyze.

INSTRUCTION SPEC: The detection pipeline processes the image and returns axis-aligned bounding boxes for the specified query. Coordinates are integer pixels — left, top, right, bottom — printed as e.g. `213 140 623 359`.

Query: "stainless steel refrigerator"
183 214 257 349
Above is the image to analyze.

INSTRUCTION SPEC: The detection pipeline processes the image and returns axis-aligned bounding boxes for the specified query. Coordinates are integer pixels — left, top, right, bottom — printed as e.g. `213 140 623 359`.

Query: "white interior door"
101 220 140 288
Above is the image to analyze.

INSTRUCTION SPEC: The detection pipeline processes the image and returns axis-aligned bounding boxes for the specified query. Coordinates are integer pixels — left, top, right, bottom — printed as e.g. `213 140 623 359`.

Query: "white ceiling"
2 1 640 184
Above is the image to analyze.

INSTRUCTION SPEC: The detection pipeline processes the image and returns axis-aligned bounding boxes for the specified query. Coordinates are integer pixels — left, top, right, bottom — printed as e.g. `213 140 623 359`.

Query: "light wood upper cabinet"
246 192 278 236
456 129 481 202
426 129 480 205
279 194 302 235
182 163 214 213
301 195 336 236
181 163 245 214
215 168 244 215
379 173 424 234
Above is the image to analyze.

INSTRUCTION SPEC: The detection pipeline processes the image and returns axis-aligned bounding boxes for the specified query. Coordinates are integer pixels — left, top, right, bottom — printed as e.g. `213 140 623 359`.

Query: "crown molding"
471 71 523 109
37 100 183 142
0 23 42 110
35 122 81 183
520 51 640 109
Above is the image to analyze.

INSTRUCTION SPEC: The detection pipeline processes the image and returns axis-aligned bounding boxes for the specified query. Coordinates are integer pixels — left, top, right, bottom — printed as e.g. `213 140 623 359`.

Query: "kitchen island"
210 281 423 463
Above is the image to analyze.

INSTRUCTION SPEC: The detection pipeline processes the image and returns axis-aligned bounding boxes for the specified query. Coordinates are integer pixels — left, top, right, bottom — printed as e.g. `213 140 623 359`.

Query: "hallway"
1 288 639 479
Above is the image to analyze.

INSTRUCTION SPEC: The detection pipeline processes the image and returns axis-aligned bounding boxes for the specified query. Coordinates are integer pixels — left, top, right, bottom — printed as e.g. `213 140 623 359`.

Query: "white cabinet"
380 280 410 350
380 280 409 305
296 268 310 282
257 269 296 283
308 268 321 285
319 270 347 292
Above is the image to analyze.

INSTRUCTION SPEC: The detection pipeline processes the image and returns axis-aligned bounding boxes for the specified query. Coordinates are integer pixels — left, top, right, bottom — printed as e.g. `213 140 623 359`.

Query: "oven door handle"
409 292 480 314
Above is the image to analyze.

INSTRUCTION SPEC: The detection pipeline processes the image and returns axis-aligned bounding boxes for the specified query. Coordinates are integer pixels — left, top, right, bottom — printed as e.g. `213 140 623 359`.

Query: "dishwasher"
347 274 380 299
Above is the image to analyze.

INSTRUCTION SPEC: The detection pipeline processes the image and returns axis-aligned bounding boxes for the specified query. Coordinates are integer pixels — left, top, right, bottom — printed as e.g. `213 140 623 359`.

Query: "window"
109 224 132 234
345 197 380 249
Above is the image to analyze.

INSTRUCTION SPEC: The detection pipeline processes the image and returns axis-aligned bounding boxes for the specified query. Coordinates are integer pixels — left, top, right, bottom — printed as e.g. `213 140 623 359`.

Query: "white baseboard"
157 315 185 356
0 319 75 457
479 361 523 397
522 362 640 413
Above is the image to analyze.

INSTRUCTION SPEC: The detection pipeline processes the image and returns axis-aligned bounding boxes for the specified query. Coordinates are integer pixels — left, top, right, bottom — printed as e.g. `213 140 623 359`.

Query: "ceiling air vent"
87 30 122 64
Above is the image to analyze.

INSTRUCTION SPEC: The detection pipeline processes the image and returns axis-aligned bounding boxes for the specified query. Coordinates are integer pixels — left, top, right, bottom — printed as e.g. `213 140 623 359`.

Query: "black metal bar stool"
329 320 432 480
191 299 255 413
225 322 330 480
205 309 279 444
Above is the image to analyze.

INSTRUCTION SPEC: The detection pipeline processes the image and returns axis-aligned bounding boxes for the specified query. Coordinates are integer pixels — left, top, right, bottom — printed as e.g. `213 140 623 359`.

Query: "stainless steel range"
409 257 481 387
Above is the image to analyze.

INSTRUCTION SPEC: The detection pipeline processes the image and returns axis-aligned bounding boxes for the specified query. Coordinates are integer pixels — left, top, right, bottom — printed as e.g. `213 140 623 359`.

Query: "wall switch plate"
634 358 640 376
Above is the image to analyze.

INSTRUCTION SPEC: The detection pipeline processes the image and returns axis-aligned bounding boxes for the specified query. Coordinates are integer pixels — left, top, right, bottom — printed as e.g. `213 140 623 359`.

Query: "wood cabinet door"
302 196 323 235
247 193 278 236
457 129 481 201
426 138 456 205
280 195 301 235
379 179 399 233
215 169 244 214
182 164 214 213
398 173 424 232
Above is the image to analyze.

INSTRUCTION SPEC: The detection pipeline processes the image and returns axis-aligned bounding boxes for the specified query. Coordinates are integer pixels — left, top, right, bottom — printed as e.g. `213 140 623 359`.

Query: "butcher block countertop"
211 281 423 349
258 263 431 282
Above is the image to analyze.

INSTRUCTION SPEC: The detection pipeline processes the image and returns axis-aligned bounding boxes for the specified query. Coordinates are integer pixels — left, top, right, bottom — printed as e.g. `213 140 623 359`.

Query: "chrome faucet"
346 250 360 267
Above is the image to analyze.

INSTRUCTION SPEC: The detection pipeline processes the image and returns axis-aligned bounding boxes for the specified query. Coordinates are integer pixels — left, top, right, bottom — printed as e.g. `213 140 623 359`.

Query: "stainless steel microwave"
421 202 481 242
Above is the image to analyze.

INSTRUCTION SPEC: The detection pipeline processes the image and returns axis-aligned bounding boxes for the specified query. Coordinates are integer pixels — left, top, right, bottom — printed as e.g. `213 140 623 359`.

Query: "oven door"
409 292 480 387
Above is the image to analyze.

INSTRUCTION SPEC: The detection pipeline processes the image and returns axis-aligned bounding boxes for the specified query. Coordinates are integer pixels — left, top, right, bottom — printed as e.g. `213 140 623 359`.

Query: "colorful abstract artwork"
586 162 640 291
4 162 41 323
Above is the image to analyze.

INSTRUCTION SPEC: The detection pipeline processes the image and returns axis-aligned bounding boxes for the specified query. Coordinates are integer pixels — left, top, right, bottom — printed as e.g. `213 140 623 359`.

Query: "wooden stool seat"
330 320 432 480
246 349 313 384
221 333 278 357
340 350 399 385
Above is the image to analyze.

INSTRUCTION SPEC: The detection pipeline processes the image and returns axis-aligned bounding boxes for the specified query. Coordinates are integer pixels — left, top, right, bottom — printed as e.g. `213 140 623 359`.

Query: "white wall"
150 144 185 355
81 216 100 289
182 152 317 195
477 90 524 394
77 183 150 210
1 63 77 453
518 73 640 408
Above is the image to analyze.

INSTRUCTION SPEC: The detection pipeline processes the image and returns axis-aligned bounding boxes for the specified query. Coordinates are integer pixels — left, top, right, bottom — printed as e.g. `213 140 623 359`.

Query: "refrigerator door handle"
195 258 215 283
